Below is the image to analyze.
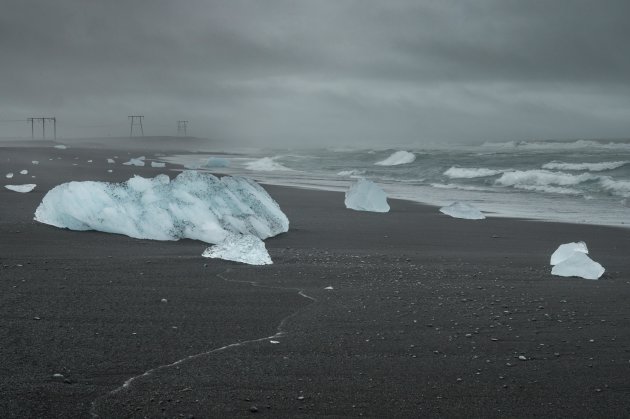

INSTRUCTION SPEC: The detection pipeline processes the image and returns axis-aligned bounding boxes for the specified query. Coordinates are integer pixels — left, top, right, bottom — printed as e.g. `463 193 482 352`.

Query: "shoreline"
1 144 630 417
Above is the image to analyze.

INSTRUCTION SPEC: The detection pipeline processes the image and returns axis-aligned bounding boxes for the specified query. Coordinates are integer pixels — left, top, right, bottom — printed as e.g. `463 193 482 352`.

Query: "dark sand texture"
1 143 630 418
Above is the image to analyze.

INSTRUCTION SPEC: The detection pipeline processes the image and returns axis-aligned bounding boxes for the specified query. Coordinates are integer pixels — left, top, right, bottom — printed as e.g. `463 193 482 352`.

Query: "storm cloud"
1 0 629 146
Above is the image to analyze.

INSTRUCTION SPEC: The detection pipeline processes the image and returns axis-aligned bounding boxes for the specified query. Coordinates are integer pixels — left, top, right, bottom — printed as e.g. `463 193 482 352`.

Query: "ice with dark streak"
34 171 289 245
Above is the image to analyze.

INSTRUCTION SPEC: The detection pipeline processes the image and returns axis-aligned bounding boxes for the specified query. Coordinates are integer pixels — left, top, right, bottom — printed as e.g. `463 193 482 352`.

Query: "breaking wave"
443 167 503 179
599 177 630 198
245 157 293 172
482 139 630 151
541 161 628 172
495 170 599 188
374 150 416 166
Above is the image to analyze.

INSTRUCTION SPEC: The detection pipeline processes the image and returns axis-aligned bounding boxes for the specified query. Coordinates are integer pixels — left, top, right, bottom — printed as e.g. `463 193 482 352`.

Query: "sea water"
164 139 630 228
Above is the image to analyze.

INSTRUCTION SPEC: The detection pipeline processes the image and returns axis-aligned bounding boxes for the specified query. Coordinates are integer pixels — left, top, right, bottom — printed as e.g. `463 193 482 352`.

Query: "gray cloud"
1 0 629 146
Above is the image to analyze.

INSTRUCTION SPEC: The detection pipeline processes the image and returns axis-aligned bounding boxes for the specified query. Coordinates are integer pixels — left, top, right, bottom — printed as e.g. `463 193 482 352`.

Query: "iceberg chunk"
439 202 485 220
123 156 146 167
202 233 272 265
6 172 13 179
204 157 230 168
550 241 588 265
151 161 165 168
551 252 605 280
375 150 416 166
5 184 36 193
34 171 289 244
344 179 390 212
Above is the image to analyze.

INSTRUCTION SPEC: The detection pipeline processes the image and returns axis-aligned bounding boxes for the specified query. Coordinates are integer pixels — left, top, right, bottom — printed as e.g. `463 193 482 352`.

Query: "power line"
177 120 188 137
128 115 144 137
27 117 56 140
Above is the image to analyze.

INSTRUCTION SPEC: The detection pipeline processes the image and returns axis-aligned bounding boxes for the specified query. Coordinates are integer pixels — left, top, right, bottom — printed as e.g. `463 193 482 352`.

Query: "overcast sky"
1 0 629 146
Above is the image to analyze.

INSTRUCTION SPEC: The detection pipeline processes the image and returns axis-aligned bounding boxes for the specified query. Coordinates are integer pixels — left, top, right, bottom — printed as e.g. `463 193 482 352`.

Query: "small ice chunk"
344 179 390 212
53 145 67 149
107 159 115 164
5 184 36 193
87 160 93 163
151 162 165 168
202 233 272 265
245 157 292 171
205 157 230 168
6 172 13 179
375 150 416 166
32 160 39 165
324 286 334 290
550 241 588 265
107 169 113 173
551 252 605 280
123 157 145 167
20 170 28 175
439 202 485 220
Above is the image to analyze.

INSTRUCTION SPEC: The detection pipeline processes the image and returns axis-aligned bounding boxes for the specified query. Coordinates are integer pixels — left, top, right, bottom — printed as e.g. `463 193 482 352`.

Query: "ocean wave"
541 161 628 172
430 183 493 192
374 150 416 166
444 167 502 179
337 169 366 177
599 177 630 198
495 170 599 188
510 184 582 195
245 157 293 171
482 139 630 151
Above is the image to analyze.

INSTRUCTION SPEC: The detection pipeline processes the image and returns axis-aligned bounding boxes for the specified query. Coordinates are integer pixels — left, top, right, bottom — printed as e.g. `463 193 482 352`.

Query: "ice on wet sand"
123 156 146 167
34 171 289 245
550 241 588 265
550 241 604 280
439 202 485 220
202 233 272 265
5 184 36 193
344 179 390 212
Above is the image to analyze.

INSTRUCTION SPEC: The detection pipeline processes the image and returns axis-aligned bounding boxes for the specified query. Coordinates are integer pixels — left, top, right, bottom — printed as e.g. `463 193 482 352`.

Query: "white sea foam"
34 171 289 244
20 170 28 175
599 177 630 198
430 183 492 192
495 170 598 189
444 167 502 178
337 169 366 177
107 159 115 164
53 145 67 149
245 157 293 171
375 150 416 166
5 184 36 193
542 161 628 172
483 140 630 151
32 160 39 165
513 184 582 195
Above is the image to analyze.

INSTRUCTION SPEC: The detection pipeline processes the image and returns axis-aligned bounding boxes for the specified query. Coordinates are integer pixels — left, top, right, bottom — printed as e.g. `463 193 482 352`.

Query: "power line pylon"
128 115 144 137
27 117 56 140
177 120 188 137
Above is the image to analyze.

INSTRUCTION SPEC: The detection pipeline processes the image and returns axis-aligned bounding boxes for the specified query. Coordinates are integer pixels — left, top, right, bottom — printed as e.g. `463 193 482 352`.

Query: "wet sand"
1 142 630 418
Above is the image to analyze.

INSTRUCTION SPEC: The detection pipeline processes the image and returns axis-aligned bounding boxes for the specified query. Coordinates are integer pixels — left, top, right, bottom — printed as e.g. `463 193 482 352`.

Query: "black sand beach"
1 142 630 418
